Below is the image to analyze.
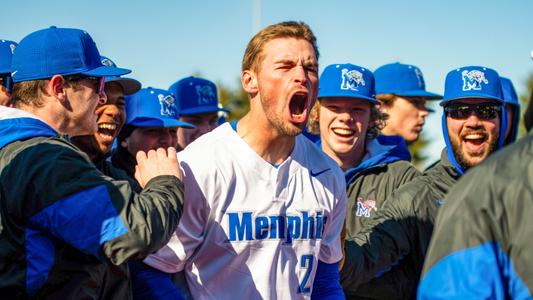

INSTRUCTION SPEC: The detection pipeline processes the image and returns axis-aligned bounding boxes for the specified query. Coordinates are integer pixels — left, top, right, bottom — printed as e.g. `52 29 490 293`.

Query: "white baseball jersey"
144 123 347 300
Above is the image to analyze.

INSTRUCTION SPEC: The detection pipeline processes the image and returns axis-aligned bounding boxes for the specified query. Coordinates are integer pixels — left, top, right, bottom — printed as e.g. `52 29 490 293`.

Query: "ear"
241 70 258 95
48 75 68 102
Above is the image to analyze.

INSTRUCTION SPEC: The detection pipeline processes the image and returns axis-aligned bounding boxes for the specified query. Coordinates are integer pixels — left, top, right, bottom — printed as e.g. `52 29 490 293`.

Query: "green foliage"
408 136 429 169
217 78 250 121
518 72 533 137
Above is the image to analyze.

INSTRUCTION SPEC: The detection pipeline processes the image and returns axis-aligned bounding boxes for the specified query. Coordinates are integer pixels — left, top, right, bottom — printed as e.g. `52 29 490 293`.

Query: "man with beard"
340 65 507 299
138 21 347 299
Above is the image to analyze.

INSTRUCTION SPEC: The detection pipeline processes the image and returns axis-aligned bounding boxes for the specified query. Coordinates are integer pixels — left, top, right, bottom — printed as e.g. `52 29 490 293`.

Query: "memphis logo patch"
195 85 216 105
462 69 488 91
355 197 377 218
158 94 178 118
340 68 365 91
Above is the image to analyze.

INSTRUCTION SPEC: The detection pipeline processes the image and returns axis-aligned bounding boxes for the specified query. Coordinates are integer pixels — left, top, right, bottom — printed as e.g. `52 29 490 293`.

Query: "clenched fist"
134 147 181 188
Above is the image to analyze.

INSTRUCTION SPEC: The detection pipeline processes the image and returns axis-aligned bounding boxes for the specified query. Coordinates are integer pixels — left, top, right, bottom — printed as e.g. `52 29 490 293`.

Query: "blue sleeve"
312 260 345 300
418 242 530 300
130 261 185 300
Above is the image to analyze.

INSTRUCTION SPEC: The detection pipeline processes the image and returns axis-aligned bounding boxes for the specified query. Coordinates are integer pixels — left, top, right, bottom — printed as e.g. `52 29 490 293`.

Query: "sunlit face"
71 82 125 157
319 97 371 168
381 96 429 143
122 126 178 156
254 37 319 136
446 98 501 170
177 112 218 149
65 76 107 137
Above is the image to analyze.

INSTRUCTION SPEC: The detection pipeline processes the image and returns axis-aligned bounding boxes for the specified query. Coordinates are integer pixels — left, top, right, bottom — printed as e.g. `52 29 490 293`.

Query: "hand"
134 147 181 188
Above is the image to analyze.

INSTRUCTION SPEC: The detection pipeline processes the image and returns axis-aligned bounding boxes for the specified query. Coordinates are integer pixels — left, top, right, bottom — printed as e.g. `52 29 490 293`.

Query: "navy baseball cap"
374 63 442 100
317 63 378 104
0 40 17 74
440 66 503 106
100 56 141 96
169 76 228 115
500 77 519 107
11 26 130 83
125 87 195 128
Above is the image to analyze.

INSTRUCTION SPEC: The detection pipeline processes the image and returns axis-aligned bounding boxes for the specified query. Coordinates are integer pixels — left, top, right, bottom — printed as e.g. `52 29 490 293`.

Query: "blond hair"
242 21 319 72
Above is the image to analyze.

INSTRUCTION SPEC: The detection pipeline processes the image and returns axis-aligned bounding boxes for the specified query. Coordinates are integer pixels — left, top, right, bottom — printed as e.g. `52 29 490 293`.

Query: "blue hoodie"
0 106 57 149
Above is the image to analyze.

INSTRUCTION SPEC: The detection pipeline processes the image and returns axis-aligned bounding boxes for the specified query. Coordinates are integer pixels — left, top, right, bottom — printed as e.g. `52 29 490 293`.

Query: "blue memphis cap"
125 87 195 128
100 56 141 96
0 40 17 74
500 77 519 107
440 66 503 106
11 26 130 83
374 62 442 100
317 63 379 104
169 76 228 115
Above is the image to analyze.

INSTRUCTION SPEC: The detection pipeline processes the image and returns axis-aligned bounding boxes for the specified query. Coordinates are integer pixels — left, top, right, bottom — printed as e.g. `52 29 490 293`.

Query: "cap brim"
82 65 131 77
440 95 504 106
106 77 141 95
181 105 229 115
391 90 443 100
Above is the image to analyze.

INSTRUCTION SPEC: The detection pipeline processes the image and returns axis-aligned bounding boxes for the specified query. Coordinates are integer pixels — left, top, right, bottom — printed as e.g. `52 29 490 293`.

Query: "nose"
98 90 107 105
293 65 308 85
338 110 354 123
103 104 120 119
160 128 178 147
464 113 483 128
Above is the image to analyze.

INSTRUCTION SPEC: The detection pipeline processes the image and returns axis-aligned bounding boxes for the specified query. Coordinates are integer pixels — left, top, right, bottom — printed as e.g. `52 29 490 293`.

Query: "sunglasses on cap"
64 74 105 95
0 74 13 93
444 102 502 120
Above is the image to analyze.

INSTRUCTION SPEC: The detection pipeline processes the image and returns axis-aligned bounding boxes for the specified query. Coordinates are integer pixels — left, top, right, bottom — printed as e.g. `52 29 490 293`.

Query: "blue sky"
3 0 532 165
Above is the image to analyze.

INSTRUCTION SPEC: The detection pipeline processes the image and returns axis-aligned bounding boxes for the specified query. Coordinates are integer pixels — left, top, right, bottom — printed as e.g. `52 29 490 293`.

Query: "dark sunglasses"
444 103 502 120
0 75 13 93
64 75 105 95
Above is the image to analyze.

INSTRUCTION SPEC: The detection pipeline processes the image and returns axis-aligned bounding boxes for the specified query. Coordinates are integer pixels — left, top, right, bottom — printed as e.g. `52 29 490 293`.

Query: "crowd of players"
0 21 532 299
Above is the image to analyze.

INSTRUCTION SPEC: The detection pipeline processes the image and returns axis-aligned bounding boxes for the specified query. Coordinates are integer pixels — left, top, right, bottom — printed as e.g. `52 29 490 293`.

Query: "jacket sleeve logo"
355 197 377 218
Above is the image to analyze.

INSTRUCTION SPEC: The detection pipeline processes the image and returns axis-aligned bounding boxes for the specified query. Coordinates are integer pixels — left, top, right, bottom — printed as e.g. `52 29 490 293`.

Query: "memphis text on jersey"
227 210 327 244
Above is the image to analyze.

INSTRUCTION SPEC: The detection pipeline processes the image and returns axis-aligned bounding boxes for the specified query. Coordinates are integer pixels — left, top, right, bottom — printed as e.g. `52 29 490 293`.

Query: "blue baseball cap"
500 77 519 107
11 26 130 83
169 76 228 115
374 63 442 100
0 40 17 74
317 63 378 104
125 87 195 128
440 66 503 106
100 56 141 96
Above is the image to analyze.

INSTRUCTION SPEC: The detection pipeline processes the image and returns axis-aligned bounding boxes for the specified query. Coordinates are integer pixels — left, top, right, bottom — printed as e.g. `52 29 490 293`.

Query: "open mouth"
462 132 487 152
288 92 309 124
332 128 355 138
97 123 118 142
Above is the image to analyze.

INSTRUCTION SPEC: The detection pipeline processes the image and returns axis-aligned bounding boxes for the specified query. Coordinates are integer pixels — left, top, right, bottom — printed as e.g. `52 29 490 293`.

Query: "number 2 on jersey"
298 254 314 293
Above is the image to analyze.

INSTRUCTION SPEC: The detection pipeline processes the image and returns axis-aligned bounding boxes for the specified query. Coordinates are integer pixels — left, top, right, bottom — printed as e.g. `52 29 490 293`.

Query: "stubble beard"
261 96 303 137
450 132 499 171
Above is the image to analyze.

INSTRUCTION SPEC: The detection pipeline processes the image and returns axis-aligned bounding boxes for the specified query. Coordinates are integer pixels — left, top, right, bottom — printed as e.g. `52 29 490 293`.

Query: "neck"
18 101 70 135
237 112 296 165
323 141 366 172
